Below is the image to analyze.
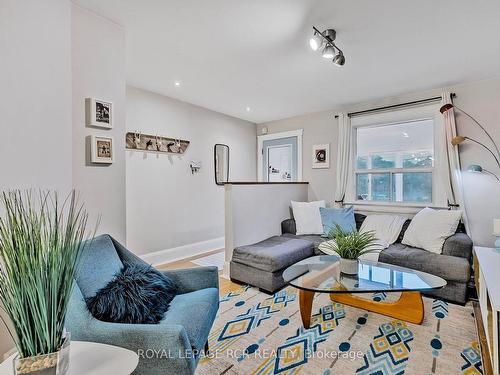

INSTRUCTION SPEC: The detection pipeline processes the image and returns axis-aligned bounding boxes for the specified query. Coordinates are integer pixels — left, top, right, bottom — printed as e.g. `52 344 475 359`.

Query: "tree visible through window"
355 119 434 204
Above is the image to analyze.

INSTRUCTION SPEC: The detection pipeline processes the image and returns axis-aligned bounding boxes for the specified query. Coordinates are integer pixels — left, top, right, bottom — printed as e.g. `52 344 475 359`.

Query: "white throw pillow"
402 207 462 254
291 200 326 235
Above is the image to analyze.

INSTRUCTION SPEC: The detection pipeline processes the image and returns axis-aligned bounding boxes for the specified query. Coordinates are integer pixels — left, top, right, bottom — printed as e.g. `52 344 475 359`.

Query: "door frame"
257 129 303 182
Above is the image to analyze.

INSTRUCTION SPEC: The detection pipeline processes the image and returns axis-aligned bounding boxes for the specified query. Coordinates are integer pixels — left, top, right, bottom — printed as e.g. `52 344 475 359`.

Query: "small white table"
0 341 139 375
474 246 500 374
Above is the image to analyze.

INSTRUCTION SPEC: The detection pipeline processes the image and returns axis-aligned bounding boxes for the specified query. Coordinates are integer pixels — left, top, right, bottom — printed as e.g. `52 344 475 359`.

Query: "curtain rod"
334 93 456 119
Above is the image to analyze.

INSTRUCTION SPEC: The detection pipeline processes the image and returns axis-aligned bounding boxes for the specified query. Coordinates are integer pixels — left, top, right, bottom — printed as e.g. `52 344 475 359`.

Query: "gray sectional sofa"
230 213 473 304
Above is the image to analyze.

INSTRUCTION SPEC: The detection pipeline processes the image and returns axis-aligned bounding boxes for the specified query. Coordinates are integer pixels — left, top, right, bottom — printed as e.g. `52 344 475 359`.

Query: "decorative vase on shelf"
14 335 70 375
340 258 358 275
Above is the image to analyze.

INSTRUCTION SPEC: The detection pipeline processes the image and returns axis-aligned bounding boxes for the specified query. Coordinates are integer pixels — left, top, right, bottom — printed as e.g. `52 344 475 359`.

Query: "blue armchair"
65 235 219 374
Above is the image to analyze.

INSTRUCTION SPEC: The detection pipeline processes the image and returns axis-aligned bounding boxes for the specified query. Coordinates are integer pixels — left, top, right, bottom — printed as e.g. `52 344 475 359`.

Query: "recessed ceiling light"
402 132 410 138
246 107 251 112
174 81 181 87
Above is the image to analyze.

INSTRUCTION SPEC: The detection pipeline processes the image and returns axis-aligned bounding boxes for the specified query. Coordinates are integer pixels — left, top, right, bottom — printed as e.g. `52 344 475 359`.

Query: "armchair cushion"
76 235 124 298
160 287 219 352
86 263 177 324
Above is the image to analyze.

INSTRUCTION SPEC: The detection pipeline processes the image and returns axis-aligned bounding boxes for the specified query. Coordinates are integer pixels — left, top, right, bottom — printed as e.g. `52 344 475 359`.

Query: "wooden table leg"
299 289 315 329
330 291 424 324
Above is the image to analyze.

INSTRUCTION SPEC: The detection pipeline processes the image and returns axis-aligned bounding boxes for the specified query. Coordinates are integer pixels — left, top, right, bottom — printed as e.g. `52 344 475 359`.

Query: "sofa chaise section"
230 235 314 293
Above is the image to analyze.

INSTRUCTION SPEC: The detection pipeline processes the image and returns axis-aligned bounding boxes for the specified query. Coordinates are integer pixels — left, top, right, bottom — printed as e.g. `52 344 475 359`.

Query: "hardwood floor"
156 251 241 295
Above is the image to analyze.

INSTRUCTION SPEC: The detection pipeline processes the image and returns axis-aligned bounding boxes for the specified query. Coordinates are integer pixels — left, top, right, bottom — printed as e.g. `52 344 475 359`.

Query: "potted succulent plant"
320 224 380 275
0 191 90 375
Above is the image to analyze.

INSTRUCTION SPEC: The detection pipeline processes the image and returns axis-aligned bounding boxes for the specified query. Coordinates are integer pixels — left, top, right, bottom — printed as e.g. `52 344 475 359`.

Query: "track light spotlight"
322 45 335 59
332 52 346 66
309 33 323 51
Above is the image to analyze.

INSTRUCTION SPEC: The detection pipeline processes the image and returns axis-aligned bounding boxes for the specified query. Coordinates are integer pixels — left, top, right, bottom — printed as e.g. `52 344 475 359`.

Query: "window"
354 119 435 204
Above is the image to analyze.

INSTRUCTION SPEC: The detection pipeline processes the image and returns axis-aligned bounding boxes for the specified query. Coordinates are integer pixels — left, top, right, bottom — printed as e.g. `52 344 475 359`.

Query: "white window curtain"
441 91 470 233
334 112 351 207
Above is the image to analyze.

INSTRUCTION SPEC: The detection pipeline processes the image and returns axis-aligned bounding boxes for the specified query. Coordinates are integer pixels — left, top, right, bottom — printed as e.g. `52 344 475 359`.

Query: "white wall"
259 111 337 203
126 87 256 258
72 4 127 243
0 0 73 358
454 79 500 248
0 0 72 193
0 1 128 357
257 78 500 247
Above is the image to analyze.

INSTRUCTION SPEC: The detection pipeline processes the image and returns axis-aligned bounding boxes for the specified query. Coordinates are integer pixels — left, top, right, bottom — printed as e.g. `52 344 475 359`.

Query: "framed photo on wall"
91 135 114 164
312 144 330 169
86 98 113 128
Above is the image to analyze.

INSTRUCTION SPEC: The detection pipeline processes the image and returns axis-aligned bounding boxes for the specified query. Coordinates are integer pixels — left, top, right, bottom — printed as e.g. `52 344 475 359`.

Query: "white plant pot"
340 258 358 275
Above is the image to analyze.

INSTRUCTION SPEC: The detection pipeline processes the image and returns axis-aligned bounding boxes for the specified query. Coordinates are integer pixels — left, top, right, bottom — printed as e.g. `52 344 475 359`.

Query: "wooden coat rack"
125 132 190 154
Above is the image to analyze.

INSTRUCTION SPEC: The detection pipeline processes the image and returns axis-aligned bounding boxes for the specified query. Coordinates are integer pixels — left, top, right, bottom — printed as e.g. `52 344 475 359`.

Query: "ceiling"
74 0 500 123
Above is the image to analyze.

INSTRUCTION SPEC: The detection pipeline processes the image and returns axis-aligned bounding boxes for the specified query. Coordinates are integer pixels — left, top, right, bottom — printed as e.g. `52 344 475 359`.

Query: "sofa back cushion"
75 234 124 299
354 213 366 231
282 212 465 241
397 220 412 243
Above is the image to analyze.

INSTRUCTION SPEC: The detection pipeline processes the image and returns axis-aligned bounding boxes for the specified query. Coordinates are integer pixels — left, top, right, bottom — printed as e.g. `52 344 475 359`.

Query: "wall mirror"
214 144 230 185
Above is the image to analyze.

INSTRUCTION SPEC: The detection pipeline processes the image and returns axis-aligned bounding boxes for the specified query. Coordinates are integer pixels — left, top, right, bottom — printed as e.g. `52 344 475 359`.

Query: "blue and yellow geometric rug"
197 286 481 375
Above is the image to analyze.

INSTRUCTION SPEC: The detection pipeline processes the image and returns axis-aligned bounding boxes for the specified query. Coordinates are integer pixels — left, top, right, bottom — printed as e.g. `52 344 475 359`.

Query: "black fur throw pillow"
86 263 177 324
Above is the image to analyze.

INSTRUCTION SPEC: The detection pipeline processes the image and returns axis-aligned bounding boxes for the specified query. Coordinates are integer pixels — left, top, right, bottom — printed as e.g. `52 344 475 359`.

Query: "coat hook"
155 134 162 151
133 131 141 148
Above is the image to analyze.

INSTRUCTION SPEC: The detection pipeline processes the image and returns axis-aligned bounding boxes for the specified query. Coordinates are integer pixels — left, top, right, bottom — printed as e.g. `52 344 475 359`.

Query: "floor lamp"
440 103 500 181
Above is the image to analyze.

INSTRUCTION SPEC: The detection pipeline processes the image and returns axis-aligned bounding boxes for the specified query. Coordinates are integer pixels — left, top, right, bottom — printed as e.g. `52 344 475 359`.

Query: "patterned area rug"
196 286 482 375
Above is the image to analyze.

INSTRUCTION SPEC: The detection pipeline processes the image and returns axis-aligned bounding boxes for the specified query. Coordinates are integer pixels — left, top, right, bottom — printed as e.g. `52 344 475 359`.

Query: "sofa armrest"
162 266 219 294
281 219 296 235
66 284 196 374
442 233 473 261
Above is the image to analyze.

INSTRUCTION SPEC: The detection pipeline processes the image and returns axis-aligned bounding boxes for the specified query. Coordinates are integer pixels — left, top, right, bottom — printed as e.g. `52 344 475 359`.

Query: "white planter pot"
340 258 358 275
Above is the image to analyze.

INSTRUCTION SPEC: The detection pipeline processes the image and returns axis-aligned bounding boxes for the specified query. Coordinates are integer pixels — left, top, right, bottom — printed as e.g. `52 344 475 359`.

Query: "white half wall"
224 183 309 276
257 78 500 247
126 87 256 259
71 4 127 243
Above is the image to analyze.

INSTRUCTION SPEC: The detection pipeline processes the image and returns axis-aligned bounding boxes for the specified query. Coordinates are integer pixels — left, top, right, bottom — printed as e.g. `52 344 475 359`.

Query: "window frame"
344 103 447 212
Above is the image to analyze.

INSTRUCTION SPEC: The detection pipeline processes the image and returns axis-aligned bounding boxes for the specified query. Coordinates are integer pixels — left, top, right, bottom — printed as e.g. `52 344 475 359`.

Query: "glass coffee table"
283 255 446 328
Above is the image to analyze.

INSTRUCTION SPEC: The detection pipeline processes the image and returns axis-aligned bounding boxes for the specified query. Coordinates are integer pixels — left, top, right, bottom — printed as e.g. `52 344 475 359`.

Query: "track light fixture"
309 26 346 66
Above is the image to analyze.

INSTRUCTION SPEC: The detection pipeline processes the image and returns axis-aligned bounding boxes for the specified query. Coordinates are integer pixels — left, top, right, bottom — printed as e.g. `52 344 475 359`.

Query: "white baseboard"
140 237 225 267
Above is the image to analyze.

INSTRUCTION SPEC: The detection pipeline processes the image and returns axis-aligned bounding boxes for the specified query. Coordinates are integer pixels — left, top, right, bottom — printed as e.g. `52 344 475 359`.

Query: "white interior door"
262 136 298 182
267 145 292 182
